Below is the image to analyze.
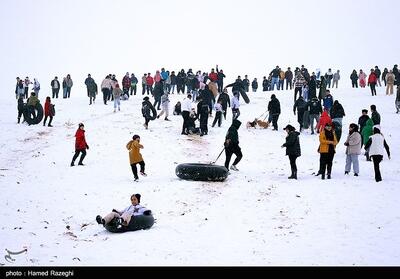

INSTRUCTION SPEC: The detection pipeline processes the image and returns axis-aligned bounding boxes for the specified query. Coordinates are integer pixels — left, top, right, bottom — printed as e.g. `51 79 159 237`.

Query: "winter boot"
321 174 325 180
288 171 297 180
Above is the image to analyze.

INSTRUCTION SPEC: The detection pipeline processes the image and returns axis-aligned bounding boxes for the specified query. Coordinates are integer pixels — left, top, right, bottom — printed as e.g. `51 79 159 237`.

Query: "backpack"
50 104 56 116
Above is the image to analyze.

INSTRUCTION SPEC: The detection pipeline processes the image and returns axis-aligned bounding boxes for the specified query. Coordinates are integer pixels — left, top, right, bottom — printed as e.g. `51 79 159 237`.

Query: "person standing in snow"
70 123 89 166
17 96 25 124
130 73 138 96
251 78 258 92
96 194 149 227
43 96 54 127
231 91 240 122
217 88 230 120
33 78 40 98
281 124 301 180
126 135 147 182
65 74 73 98
212 100 224 128
332 70 340 89
318 123 338 180
51 76 60 99
364 127 391 182
142 96 156 130
368 69 378 96
224 119 242 172
344 123 362 177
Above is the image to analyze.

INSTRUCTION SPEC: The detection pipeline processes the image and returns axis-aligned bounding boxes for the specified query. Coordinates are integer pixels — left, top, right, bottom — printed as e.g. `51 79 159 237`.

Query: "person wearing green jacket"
361 118 374 161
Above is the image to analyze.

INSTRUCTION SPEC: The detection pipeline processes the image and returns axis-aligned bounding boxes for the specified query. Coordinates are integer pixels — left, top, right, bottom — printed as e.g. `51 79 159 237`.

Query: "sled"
240 90 250 104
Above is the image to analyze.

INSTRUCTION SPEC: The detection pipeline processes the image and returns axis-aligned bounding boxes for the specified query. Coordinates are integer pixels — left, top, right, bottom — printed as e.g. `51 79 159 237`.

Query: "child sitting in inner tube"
96 194 151 228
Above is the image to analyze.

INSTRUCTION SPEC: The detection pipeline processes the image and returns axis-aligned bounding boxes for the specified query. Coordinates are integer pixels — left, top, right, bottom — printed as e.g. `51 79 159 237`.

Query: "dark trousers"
286 80 293 90
370 83 377 96
18 110 23 123
271 114 279 130
130 85 137 95
146 85 153 95
181 111 190 134
72 150 86 164
217 81 223 92
142 84 146 95
294 87 302 102
24 87 29 99
371 155 383 182
297 109 305 130
289 155 298 172
43 115 53 126
131 161 145 179
199 114 208 135
320 152 334 175
212 111 222 127
52 88 59 99
352 80 358 88
66 87 71 98
225 145 242 169
102 88 110 104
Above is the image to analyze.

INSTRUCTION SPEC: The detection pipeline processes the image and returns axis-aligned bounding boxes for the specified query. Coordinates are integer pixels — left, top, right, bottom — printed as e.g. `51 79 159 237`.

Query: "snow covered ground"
0 83 399 266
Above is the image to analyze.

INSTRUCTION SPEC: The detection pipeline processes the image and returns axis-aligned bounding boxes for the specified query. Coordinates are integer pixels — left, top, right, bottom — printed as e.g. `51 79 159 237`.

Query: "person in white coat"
231 91 240 122
157 93 170 121
181 93 192 135
364 127 391 182
96 194 148 227
344 123 362 176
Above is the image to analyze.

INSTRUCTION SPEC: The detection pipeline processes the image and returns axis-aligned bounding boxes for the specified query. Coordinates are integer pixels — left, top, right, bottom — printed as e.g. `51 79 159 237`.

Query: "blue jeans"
270 78 279 91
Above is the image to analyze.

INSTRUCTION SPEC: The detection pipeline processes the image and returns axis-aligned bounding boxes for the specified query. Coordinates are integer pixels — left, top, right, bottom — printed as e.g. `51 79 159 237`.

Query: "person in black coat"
217 89 231 119
268 94 281 130
224 119 242 171
281 124 301 179
293 96 307 131
350 70 358 88
17 96 25 124
142 97 156 129
196 96 209 136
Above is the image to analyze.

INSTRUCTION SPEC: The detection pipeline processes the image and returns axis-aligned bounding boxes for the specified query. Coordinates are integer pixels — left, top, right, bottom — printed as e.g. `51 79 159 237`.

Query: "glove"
86 144 89 150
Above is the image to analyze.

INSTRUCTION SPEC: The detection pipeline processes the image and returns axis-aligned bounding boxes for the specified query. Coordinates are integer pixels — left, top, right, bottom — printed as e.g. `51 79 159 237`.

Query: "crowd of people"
14 63 399 184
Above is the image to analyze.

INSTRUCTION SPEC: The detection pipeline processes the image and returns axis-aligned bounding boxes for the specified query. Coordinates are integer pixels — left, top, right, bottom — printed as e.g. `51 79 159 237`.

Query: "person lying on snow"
96 194 151 228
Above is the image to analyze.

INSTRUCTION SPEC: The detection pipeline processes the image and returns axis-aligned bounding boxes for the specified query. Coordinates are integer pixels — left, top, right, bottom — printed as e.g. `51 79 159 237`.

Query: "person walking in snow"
142 96 156 130
364 127 391 182
217 88 230 120
65 74 73 98
43 96 54 127
70 123 89 166
359 70 367 88
212 100 224 128
231 91 240 122
157 93 170 121
96 193 149 227
332 70 340 89
126 135 147 182
344 123 362 177
224 119 242 172
368 69 378 96
281 124 301 180
113 83 122 112
51 76 60 99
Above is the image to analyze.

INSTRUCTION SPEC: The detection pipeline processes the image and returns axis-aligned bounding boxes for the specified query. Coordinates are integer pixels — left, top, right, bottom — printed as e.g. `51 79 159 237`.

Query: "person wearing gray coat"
344 123 362 176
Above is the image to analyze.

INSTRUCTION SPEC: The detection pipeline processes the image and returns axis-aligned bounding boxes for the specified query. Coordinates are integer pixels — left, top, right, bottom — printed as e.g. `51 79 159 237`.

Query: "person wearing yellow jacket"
318 123 338 180
127 135 147 182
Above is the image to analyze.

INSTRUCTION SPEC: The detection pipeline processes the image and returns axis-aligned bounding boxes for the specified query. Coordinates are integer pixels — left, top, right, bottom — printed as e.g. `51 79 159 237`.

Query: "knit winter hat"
79 123 84 128
132 135 140 140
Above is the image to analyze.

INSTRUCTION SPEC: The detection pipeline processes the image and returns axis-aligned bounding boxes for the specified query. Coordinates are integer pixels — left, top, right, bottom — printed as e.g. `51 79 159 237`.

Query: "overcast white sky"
1 0 399 91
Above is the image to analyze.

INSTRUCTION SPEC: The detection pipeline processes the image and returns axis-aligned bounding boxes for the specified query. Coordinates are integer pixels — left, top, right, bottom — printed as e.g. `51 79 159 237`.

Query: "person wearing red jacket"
43 96 54 127
368 69 378 96
71 123 89 166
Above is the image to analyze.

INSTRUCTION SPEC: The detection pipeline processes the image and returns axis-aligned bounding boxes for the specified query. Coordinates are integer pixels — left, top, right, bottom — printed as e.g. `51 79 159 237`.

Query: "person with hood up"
142 96 156 129
224 119 242 172
281 124 301 179
71 123 89 166
316 110 332 133
364 127 391 182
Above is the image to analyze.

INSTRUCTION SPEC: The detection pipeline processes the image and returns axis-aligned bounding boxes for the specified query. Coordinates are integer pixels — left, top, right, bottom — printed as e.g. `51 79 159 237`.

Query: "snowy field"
0 83 399 266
